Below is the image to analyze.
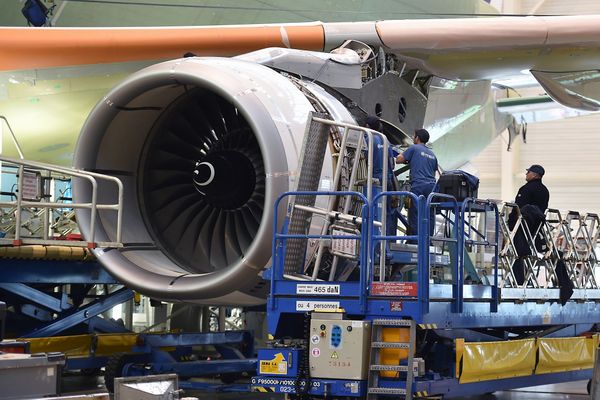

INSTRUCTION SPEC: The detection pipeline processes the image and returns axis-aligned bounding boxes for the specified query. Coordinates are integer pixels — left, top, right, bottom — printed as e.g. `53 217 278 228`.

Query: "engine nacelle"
73 55 356 305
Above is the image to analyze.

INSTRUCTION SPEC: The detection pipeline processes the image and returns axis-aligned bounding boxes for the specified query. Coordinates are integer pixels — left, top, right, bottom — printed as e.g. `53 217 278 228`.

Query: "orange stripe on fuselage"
0 24 325 71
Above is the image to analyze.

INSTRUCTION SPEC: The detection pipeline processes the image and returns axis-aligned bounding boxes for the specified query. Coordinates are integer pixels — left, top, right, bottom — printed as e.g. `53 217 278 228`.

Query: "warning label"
21 170 41 201
390 301 403 312
296 301 340 311
259 353 288 375
296 284 340 295
331 229 358 258
371 282 418 297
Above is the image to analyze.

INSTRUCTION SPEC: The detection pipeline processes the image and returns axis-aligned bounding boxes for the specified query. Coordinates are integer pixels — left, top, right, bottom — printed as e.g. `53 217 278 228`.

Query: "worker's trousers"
408 182 436 240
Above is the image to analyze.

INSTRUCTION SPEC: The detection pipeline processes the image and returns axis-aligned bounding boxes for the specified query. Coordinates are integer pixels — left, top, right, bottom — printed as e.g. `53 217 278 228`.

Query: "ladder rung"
372 319 412 327
370 364 409 372
368 387 407 395
371 341 410 349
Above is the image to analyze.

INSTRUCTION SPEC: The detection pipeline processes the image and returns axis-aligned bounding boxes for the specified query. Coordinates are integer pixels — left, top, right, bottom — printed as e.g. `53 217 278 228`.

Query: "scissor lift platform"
254 117 600 399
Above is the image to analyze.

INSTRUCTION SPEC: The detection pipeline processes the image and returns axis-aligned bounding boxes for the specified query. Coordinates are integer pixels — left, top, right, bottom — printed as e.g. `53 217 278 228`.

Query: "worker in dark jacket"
509 164 549 285
514 164 549 212
508 164 549 231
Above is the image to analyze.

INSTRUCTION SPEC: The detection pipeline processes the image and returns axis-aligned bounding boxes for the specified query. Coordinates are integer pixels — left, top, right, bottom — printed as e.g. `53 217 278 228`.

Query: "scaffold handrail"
459 198 500 312
499 205 600 295
271 189 370 308
0 155 124 248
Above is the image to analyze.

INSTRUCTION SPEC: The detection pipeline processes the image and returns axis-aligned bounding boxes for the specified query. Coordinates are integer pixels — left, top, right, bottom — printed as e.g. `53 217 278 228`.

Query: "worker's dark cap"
414 128 430 144
526 164 545 176
365 115 381 130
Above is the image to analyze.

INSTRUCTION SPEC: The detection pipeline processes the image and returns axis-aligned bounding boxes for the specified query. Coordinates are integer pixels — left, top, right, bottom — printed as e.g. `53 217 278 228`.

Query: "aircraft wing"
3 15 600 79
373 15 600 80
4 15 600 114
0 23 326 71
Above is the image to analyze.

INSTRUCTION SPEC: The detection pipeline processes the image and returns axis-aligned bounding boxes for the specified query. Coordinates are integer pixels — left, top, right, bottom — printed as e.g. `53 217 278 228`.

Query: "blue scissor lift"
0 156 135 348
253 117 600 399
0 156 257 389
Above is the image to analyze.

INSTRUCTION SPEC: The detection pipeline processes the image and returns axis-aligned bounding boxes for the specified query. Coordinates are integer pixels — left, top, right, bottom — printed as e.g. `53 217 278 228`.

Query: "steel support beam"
23 287 133 337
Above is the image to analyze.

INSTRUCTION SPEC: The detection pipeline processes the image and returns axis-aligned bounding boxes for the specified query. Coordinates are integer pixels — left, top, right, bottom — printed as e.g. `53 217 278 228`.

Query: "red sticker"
371 282 418 297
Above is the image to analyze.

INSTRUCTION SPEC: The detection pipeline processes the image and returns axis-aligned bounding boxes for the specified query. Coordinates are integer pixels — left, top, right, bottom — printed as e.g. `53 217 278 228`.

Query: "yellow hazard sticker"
331 351 338 359
259 352 288 375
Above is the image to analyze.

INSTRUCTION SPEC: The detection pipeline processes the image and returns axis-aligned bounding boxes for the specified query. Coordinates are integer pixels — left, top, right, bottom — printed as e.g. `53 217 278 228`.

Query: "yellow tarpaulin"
21 334 92 357
536 335 598 374
95 333 138 356
20 333 139 358
459 338 537 383
457 334 599 383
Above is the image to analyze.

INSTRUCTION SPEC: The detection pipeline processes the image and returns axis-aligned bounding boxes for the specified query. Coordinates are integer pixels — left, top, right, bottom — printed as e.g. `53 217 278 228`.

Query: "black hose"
294 312 311 399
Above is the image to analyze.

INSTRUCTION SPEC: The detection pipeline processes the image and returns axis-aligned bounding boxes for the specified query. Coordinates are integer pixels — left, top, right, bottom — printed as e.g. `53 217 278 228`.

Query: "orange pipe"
0 24 325 71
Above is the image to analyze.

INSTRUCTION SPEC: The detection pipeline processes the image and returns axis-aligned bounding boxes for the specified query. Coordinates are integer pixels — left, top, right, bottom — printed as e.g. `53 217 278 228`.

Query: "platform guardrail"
0 156 123 249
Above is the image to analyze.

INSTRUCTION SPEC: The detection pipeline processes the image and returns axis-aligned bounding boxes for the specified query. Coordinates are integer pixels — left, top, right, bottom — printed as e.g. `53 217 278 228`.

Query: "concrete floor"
460 381 590 400
60 374 591 399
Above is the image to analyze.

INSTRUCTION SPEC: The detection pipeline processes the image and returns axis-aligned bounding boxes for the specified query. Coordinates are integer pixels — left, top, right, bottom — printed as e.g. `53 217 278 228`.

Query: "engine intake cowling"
73 56 351 305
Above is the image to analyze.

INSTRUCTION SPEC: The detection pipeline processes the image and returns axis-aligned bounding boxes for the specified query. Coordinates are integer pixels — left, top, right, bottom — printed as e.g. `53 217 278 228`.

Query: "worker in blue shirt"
365 116 400 235
396 128 438 238
365 116 398 185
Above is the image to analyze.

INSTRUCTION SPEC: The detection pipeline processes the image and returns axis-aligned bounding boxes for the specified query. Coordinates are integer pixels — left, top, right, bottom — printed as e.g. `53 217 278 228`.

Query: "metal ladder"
310 115 369 281
309 116 392 282
367 319 417 399
282 114 391 281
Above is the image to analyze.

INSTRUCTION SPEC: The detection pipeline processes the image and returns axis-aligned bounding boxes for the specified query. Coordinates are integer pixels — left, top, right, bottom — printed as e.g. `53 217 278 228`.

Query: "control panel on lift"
309 313 371 380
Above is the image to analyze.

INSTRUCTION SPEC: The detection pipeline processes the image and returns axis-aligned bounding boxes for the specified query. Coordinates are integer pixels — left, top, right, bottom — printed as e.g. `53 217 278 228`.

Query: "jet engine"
72 54 359 305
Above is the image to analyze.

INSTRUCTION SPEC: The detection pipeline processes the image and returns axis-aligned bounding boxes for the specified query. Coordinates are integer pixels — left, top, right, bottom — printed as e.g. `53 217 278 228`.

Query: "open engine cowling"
73 56 355 305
